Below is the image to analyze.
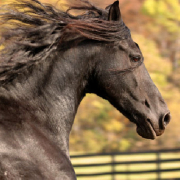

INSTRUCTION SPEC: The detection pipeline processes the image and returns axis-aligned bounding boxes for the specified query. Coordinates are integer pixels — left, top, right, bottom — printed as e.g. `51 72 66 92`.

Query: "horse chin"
136 121 158 140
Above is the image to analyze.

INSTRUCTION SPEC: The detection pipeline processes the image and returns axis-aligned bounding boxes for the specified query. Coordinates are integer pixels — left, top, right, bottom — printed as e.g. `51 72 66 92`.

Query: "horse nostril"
161 112 171 129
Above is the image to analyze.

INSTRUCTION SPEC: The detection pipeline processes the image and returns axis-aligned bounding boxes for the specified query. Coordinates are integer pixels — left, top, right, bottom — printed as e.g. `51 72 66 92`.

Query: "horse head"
87 1 170 140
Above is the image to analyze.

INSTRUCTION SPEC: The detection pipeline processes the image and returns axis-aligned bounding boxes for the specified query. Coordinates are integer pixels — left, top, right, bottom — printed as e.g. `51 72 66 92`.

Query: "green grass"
71 152 180 180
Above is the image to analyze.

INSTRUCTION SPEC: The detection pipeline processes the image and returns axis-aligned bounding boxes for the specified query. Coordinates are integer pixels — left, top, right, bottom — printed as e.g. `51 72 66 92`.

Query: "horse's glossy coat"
0 0 170 179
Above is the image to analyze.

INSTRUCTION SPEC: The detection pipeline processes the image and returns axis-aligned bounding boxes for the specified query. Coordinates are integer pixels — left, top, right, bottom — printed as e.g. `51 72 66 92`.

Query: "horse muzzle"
136 112 171 140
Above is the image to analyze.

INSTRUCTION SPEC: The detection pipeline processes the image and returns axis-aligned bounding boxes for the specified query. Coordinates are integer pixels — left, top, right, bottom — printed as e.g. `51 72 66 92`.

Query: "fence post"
157 152 161 180
111 154 115 180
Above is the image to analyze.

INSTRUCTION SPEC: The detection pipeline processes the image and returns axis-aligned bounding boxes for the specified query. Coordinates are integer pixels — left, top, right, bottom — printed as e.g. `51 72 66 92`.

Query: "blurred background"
0 0 180 179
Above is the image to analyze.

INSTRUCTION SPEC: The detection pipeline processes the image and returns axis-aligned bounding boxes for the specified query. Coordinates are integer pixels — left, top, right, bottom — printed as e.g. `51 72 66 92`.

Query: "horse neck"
0 44 97 155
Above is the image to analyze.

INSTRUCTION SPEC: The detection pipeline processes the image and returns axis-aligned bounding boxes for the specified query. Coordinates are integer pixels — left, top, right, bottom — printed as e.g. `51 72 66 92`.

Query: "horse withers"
0 0 170 179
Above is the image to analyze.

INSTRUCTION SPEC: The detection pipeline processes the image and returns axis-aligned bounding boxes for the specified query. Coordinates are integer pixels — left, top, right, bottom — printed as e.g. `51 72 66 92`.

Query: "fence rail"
71 148 180 180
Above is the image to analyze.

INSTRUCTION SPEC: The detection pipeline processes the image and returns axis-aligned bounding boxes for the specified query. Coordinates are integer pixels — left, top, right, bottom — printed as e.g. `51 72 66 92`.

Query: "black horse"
0 0 170 179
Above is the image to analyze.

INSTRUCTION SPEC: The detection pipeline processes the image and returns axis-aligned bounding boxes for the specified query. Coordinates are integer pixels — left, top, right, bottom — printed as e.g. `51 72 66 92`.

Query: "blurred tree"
70 94 132 153
142 0 180 70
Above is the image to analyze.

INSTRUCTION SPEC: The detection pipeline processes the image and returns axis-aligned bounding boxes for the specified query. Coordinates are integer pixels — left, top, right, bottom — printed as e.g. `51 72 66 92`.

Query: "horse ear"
108 1 121 21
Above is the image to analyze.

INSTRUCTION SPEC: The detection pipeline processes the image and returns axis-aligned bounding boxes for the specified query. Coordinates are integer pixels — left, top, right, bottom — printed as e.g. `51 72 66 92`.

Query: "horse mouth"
136 120 163 140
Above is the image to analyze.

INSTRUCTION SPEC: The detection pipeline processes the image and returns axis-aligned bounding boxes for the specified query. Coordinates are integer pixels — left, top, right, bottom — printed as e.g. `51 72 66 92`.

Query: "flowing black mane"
0 0 130 85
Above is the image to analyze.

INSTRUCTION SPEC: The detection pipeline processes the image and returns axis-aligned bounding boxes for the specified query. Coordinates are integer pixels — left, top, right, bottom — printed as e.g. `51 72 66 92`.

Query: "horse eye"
130 56 141 62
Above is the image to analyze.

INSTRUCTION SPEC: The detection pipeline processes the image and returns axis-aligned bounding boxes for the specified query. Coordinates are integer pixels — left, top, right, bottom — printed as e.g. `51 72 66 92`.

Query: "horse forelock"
0 0 130 85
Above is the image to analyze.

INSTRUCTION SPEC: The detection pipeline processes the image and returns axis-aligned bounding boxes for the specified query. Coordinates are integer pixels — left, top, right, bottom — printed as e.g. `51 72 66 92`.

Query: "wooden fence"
71 148 180 180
